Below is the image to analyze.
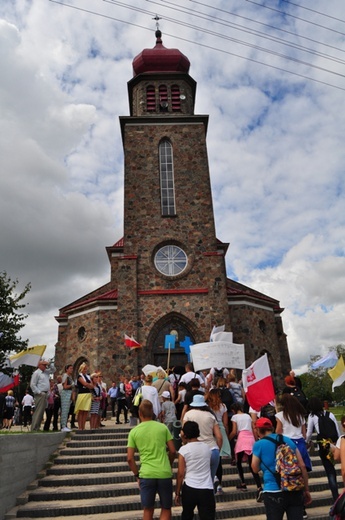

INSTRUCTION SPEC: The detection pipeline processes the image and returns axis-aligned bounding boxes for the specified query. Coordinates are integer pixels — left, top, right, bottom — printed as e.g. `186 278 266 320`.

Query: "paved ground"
1 416 133 433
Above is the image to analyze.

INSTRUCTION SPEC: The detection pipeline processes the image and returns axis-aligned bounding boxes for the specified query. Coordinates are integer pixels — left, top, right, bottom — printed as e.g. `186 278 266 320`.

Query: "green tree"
300 371 333 402
300 344 345 403
0 271 31 371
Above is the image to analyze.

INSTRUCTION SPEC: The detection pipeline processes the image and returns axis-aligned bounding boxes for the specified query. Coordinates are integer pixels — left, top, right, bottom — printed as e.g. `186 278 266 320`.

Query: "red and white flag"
124 334 141 349
242 354 275 411
0 372 20 393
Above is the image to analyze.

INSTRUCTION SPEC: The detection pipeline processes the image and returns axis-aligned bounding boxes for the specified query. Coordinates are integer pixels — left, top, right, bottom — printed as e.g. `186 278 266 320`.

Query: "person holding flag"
242 354 275 412
30 359 52 431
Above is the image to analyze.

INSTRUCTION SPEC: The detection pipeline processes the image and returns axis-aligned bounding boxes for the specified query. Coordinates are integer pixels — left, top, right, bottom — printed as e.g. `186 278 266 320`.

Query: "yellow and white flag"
328 356 345 391
9 345 47 368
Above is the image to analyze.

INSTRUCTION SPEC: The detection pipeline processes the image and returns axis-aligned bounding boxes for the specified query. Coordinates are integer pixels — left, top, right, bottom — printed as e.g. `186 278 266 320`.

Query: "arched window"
146 85 156 112
159 139 176 216
171 85 181 111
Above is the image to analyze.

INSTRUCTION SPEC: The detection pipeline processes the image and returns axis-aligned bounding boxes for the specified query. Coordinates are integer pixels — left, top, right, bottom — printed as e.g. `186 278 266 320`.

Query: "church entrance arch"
147 312 197 371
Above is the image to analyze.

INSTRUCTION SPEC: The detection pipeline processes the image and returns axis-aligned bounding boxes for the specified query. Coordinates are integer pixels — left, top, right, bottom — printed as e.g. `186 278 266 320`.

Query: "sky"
0 0 344 375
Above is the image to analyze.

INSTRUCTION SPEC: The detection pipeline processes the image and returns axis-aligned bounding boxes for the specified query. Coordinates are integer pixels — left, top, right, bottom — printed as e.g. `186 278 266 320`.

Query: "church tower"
109 28 231 369
55 31 290 384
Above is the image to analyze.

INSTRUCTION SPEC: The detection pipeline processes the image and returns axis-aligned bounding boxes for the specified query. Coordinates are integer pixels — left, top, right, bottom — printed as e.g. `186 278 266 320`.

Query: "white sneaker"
62 427 71 432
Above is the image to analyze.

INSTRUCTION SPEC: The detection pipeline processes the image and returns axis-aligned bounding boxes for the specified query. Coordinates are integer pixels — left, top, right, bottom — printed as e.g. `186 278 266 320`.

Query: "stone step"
37 467 339 490
26 476 339 503
60 441 127 457
72 429 130 439
11 489 334 519
5 426 338 520
4 506 333 520
46 461 141 474
53 453 139 464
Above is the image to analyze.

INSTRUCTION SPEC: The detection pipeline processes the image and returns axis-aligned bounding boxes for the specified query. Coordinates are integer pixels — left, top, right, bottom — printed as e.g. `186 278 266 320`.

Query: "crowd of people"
125 366 345 520
2 360 345 520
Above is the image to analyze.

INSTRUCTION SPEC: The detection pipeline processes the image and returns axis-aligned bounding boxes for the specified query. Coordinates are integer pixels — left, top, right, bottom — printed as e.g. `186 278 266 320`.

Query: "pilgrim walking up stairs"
4 423 340 520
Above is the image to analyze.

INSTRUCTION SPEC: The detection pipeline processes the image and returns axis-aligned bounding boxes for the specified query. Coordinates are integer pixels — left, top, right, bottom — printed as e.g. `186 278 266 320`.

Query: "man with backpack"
252 417 311 520
306 396 340 503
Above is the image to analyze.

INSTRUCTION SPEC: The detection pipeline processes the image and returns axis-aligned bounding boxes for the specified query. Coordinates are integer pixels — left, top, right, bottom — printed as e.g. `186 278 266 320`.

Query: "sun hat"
256 417 273 429
162 391 170 399
189 394 207 407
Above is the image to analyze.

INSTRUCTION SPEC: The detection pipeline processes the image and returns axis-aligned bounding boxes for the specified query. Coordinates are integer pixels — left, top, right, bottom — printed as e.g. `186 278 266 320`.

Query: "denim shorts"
140 478 173 509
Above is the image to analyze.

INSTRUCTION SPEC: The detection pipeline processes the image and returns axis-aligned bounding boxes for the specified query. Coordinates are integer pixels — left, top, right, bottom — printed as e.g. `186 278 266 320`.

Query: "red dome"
132 30 190 76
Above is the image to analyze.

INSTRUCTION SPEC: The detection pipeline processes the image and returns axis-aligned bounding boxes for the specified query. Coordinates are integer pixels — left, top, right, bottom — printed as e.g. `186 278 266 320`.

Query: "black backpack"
318 411 338 443
290 387 308 410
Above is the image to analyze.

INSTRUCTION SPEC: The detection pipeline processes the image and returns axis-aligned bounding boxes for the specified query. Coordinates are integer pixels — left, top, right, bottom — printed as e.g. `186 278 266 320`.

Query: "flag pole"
167 342 171 373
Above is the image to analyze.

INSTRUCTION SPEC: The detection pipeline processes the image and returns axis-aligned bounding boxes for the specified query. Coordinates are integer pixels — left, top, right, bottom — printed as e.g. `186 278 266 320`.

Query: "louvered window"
146 85 156 112
171 85 181 111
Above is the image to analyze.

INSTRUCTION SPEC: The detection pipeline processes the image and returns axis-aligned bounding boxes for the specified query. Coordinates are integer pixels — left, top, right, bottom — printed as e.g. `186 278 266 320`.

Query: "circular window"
154 245 188 276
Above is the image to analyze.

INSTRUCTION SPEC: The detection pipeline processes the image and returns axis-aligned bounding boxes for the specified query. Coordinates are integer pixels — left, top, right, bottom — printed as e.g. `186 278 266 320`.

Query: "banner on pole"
190 341 245 372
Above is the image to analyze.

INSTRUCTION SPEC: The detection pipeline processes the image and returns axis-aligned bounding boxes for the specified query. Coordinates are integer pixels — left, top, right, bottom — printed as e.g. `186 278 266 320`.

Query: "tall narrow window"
159 140 176 216
146 85 156 112
171 85 181 111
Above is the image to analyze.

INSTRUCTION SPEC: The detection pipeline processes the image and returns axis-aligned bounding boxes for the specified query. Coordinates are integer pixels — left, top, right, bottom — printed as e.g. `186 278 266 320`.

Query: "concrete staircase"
4 424 337 520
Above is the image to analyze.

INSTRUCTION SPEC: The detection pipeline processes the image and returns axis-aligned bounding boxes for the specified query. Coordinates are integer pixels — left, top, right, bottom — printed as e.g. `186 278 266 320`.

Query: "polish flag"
124 334 141 349
242 354 275 411
0 372 20 393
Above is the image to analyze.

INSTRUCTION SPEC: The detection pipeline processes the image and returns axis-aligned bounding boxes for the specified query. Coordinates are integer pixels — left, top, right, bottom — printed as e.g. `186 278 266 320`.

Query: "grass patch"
329 406 345 421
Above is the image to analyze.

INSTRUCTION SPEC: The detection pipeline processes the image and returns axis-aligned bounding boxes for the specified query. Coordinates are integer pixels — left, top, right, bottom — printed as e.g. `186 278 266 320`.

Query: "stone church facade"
55 31 291 387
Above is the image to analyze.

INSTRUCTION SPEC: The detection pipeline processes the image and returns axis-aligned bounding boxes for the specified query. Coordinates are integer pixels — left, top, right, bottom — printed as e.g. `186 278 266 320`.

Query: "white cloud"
0 1 344 369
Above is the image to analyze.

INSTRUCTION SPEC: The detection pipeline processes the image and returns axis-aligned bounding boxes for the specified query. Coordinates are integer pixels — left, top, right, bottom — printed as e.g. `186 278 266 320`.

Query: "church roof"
226 278 284 312
132 30 190 76
57 284 117 318
56 276 283 320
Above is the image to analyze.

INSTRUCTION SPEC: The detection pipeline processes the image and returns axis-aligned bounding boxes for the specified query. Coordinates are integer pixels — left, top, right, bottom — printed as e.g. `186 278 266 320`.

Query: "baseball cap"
256 417 273 429
162 391 170 399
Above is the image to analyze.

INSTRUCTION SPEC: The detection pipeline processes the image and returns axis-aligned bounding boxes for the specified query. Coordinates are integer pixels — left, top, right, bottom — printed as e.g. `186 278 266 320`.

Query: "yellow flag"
9 345 47 368
328 356 345 381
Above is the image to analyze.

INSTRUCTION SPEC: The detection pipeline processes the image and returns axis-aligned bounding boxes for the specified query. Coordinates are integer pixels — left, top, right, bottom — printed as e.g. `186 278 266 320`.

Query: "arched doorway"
147 312 197 371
